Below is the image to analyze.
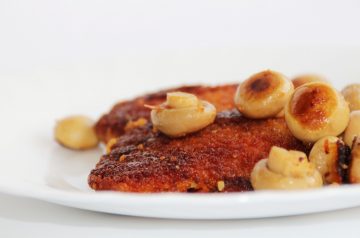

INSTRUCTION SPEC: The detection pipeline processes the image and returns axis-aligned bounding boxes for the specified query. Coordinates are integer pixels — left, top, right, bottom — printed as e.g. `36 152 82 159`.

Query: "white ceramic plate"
1 47 360 219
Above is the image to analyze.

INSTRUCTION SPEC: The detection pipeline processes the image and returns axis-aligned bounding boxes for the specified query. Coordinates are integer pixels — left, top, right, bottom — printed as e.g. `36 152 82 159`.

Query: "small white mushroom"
285 82 350 143
251 146 323 190
234 70 294 119
150 92 216 137
55 115 99 150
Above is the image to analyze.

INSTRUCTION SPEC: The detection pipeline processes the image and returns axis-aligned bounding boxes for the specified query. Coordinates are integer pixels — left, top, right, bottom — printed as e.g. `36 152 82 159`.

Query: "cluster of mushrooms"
149 70 360 190
54 69 360 191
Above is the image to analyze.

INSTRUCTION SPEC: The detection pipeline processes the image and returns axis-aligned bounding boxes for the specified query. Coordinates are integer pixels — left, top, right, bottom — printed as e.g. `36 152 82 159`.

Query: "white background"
2 0 360 85
1 0 360 237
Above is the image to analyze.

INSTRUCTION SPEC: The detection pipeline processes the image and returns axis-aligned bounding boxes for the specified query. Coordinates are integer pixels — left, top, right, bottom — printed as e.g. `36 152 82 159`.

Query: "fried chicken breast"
90 84 309 192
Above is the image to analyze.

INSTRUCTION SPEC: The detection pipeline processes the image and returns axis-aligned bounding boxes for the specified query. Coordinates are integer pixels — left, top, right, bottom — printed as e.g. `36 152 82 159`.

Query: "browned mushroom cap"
234 70 294 119
285 82 350 142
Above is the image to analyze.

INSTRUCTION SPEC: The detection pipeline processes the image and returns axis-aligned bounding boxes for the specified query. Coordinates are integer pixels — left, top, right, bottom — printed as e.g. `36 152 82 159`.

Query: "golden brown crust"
89 109 309 192
94 84 237 143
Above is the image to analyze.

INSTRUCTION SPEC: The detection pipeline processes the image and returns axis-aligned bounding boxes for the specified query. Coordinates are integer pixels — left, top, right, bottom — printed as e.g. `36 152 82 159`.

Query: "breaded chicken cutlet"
89 84 309 192
89 109 309 192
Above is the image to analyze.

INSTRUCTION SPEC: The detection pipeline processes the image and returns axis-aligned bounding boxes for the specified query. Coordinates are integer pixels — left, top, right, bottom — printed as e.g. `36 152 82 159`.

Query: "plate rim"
2 181 360 219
